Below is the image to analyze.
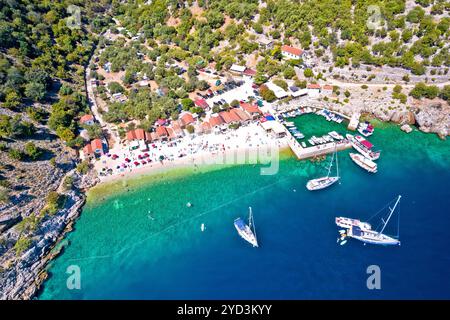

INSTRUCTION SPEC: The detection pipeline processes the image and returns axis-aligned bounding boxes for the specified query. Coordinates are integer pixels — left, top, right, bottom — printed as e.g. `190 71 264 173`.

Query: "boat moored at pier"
346 134 381 160
349 153 377 173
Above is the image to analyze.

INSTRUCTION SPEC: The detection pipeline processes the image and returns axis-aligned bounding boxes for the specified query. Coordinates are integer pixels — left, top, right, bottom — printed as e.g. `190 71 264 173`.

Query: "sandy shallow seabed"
89 147 293 202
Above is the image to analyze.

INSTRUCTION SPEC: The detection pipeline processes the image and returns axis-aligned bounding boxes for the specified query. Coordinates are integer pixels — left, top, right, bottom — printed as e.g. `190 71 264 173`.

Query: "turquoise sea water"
38 115 450 299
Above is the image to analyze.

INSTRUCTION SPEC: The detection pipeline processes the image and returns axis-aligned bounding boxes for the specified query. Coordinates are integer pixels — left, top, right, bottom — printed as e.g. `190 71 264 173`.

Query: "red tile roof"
307 83 321 89
209 115 224 127
171 121 184 135
156 126 168 137
166 127 176 140
240 102 262 115
91 139 103 153
126 129 150 141
150 132 159 141
80 114 94 124
227 110 241 123
219 111 234 124
180 113 195 126
194 99 209 109
135 128 146 140
281 45 303 57
172 120 181 131
126 130 136 141
83 143 94 155
323 85 333 90
230 108 251 121
201 121 211 132
243 68 257 76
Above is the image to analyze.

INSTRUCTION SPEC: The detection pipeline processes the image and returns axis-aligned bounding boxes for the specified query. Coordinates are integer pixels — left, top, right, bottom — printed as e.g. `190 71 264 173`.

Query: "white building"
265 82 288 99
281 45 304 60
230 64 246 74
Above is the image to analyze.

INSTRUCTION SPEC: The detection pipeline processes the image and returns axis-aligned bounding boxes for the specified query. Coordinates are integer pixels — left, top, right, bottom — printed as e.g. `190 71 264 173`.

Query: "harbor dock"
287 136 351 160
347 113 360 131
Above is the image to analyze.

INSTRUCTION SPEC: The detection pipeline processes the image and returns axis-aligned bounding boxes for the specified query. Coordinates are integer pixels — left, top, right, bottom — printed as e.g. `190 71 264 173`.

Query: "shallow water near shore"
38 116 450 299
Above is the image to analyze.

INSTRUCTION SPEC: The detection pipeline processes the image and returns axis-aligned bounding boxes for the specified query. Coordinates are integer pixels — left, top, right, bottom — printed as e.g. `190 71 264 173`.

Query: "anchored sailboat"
234 207 258 247
306 146 340 191
335 195 402 246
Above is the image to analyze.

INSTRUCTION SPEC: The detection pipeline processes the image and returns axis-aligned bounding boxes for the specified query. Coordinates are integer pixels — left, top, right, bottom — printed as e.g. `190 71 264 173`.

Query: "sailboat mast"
249 206 257 241
335 145 339 178
326 151 334 177
380 195 401 234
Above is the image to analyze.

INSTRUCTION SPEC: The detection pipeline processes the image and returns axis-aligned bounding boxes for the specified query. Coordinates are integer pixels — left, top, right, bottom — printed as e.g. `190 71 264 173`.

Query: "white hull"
346 134 380 160
358 127 373 137
335 196 402 246
351 141 380 160
234 224 258 247
349 153 377 173
306 176 339 191
336 218 400 245
329 131 344 140
234 208 258 247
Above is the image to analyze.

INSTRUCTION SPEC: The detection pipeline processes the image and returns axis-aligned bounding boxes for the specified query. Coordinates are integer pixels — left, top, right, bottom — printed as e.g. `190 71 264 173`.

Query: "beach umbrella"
159 155 165 161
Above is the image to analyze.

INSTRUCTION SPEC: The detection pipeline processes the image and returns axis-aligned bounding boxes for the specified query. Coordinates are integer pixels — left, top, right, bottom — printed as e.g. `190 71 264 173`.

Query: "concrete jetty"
287 136 351 160
348 113 360 131
278 116 352 160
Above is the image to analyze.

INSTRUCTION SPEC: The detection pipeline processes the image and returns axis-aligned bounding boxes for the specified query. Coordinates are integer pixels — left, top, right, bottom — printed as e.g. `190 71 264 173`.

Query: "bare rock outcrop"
412 101 449 139
0 170 96 300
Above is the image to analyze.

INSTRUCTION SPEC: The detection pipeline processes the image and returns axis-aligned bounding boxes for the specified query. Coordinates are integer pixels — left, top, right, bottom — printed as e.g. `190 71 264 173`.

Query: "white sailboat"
306 147 340 191
335 195 402 246
234 207 258 247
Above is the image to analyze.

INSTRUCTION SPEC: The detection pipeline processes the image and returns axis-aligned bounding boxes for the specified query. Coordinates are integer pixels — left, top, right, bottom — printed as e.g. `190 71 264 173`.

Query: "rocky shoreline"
0 171 99 300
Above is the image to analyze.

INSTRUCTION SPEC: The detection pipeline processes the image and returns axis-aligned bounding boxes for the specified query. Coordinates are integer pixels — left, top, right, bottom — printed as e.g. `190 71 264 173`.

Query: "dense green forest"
83 0 448 125
0 0 112 146
1 0 449 143
111 0 449 74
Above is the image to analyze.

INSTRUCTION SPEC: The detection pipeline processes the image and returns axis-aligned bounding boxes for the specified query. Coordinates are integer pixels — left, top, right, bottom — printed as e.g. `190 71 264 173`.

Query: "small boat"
339 230 346 234
285 122 295 127
335 195 402 246
349 153 377 173
358 121 374 137
329 131 344 140
306 147 340 191
346 134 381 161
186 202 192 207
340 240 347 246
234 207 258 247
324 135 333 142
301 142 307 148
201 223 205 232
308 139 316 146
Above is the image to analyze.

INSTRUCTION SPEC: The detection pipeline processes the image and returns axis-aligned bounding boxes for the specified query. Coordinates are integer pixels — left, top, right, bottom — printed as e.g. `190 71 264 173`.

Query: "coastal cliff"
0 171 98 300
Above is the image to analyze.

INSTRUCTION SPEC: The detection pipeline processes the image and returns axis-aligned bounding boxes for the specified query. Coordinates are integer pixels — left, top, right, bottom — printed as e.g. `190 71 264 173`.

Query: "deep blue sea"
38 116 450 299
